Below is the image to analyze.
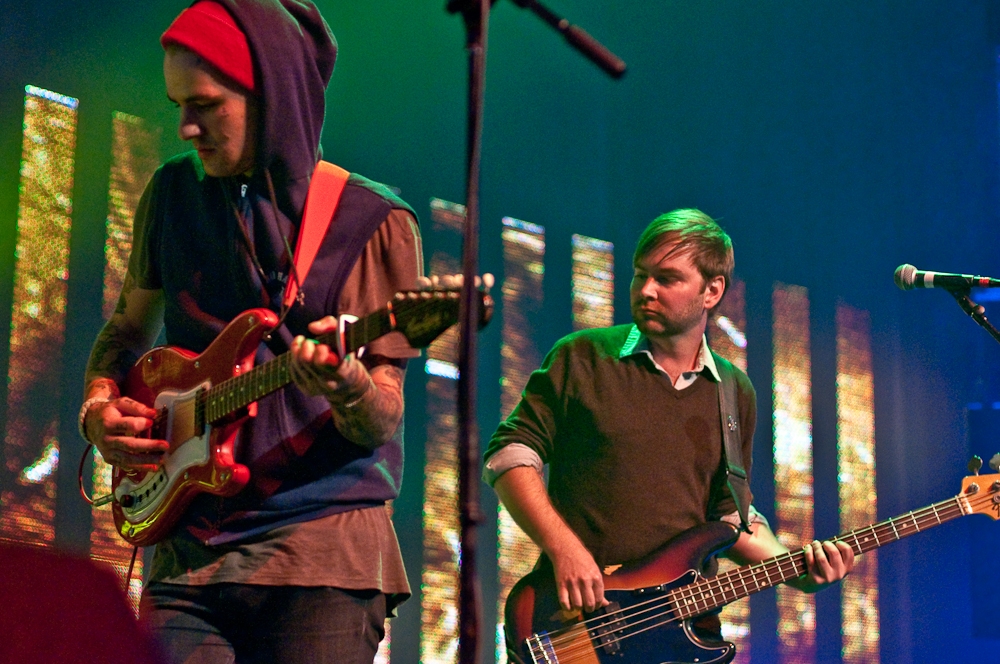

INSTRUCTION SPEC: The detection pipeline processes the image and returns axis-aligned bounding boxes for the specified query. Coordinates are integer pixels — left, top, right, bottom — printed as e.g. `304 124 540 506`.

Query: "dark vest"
147 155 411 544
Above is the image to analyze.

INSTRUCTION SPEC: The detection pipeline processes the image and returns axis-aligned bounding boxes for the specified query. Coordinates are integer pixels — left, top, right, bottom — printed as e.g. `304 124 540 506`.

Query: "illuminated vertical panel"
100 112 159 319
88 111 159 609
772 283 815 664
420 198 465 664
0 86 78 547
706 278 749 658
836 304 879 664
570 234 613 330
709 278 747 372
496 216 545 664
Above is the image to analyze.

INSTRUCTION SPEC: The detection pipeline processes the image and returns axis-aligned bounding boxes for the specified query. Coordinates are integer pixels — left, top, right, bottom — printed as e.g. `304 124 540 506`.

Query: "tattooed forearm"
330 362 405 449
83 273 164 396
84 322 142 391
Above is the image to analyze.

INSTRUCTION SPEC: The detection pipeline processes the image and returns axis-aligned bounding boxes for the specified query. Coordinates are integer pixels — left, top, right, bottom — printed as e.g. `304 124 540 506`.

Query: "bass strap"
715 353 753 533
282 160 351 309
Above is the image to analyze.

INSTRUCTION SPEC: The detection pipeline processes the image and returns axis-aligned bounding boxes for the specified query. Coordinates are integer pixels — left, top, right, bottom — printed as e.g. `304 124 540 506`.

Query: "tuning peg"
989 453 1000 473
968 456 983 476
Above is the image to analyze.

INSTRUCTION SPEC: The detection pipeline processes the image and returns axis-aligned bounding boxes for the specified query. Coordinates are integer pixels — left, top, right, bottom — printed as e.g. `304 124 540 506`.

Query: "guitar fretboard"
201 309 395 423
668 494 970 620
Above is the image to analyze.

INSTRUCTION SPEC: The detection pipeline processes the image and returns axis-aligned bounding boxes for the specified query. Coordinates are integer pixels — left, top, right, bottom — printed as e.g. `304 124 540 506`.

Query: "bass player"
484 209 854 657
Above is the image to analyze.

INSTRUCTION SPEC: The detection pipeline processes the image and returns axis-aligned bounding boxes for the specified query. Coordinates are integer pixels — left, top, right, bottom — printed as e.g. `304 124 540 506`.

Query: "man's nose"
178 110 201 141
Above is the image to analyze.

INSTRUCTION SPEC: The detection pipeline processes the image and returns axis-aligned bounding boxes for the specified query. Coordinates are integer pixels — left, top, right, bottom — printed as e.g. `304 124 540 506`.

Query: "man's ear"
704 275 726 310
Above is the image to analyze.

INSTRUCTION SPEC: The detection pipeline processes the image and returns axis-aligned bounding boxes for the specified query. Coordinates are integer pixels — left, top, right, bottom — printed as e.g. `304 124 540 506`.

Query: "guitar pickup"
590 601 622 655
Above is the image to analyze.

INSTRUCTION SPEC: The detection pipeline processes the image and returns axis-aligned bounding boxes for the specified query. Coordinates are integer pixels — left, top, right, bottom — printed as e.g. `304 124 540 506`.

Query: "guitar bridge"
590 602 622 655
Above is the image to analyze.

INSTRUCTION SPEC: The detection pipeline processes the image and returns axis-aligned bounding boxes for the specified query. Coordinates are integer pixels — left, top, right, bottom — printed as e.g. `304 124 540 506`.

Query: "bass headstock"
961 454 1000 520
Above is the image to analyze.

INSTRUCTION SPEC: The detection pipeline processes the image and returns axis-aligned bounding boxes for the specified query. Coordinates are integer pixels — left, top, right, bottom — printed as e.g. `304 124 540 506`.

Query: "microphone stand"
445 2 490 663
444 1 625 661
948 288 1000 346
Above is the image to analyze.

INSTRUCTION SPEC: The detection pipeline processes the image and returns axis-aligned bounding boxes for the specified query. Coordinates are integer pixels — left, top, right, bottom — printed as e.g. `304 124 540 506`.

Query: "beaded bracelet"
78 397 109 442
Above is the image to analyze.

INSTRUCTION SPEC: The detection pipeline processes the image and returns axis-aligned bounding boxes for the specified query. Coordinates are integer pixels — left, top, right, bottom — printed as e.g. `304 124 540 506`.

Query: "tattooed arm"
81 270 168 470
288 316 405 449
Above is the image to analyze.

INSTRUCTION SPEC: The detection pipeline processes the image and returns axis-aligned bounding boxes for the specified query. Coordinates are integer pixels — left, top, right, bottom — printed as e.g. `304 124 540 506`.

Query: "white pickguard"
114 381 213 523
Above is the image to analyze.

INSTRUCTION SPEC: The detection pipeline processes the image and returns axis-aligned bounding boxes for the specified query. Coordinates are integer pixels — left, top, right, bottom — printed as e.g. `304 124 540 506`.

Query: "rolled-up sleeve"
483 341 571 485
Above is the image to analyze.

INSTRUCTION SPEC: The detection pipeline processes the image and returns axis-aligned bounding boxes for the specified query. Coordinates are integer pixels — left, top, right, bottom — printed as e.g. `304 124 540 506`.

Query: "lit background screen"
836 303 879 663
772 282 816 664
495 216 545 664
420 198 465 664
88 111 160 610
0 86 78 547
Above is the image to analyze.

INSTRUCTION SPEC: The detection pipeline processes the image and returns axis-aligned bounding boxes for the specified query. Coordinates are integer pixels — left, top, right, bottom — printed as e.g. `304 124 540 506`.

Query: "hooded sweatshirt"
131 0 418 546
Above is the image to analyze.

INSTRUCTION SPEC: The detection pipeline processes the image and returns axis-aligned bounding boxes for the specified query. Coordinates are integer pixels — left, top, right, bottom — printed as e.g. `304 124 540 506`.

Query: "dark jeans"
142 582 387 664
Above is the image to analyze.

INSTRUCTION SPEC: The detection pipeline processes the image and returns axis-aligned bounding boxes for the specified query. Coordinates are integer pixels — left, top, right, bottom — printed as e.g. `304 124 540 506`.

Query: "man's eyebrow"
166 93 219 104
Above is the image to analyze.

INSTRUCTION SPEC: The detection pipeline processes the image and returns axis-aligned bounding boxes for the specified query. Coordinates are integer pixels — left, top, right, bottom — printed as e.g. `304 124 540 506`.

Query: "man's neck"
646 327 706 382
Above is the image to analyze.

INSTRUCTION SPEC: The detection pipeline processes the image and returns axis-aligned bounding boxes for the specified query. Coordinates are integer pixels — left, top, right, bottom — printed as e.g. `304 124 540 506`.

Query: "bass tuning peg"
968 456 983 476
989 453 1000 473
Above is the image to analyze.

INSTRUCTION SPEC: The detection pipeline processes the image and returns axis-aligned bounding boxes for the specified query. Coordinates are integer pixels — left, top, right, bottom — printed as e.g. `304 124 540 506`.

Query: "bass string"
538 490 997 662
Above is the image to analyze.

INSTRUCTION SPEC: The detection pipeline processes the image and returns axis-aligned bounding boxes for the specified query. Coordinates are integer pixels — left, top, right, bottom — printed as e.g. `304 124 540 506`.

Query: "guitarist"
484 209 854 650
79 2 422 662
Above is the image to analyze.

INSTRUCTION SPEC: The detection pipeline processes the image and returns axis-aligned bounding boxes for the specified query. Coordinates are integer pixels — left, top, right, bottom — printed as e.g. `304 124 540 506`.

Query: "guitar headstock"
961 454 1000 520
389 274 495 349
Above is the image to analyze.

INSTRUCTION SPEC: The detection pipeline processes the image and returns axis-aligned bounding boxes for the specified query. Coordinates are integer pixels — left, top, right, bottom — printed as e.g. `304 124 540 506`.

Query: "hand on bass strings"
550 537 610 614
84 397 167 473
289 316 372 406
789 539 856 593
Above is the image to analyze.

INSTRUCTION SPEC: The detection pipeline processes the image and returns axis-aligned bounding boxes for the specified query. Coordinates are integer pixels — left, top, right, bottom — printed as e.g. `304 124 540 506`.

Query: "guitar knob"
989 453 1000 473
968 455 983 476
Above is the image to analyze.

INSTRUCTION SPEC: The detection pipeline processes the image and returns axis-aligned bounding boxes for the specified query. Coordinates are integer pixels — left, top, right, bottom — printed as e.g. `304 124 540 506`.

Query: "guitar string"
532 500 961 659
536 499 972 664
536 496 975 663
531 495 982 662
146 293 461 435
539 496 963 648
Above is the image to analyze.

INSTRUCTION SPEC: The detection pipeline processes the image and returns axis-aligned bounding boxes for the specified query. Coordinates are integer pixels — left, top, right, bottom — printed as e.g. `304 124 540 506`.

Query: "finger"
581 582 597 614
837 541 856 570
112 416 155 437
483 273 495 289
567 581 584 613
307 316 339 336
115 398 157 419
810 541 836 580
106 435 169 455
293 336 317 363
313 344 341 369
557 584 571 612
594 576 608 607
415 276 432 289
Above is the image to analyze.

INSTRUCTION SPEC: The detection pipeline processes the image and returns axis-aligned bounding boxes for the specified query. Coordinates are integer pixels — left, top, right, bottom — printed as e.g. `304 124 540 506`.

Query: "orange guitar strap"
282 160 351 309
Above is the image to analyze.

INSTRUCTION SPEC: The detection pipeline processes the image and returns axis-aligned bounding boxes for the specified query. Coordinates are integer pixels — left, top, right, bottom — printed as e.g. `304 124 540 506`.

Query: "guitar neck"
671 494 971 619
202 309 393 423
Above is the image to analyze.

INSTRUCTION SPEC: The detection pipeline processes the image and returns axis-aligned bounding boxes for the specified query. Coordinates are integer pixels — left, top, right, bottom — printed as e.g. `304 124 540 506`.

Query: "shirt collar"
619 324 721 382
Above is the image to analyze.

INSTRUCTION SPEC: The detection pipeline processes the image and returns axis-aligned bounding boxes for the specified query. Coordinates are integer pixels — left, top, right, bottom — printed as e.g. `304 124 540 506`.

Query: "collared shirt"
484 324 768 530
618 325 720 389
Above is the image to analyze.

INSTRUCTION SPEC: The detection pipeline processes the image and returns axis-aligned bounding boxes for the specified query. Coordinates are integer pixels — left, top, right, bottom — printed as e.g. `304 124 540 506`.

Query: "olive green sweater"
485 324 756 566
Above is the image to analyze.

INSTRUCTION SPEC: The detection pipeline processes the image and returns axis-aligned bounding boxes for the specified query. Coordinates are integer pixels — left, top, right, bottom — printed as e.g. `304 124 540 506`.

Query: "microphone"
894 264 1000 291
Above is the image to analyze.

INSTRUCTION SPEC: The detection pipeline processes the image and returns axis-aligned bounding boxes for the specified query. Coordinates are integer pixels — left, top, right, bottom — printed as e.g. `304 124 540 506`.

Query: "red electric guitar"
504 460 1000 664
108 286 493 546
